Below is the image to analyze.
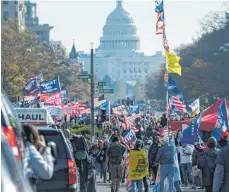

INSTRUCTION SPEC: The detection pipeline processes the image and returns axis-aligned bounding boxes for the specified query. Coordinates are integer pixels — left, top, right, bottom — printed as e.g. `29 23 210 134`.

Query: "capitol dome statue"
97 0 140 56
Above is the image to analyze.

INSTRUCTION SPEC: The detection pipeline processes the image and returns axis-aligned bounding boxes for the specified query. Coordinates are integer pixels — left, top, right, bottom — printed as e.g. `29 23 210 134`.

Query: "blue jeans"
160 164 174 192
180 163 192 185
97 162 106 181
131 179 144 192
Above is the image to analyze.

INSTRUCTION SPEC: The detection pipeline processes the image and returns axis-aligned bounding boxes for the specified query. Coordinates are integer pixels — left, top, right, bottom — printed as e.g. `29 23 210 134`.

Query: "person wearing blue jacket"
155 136 176 192
23 124 54 192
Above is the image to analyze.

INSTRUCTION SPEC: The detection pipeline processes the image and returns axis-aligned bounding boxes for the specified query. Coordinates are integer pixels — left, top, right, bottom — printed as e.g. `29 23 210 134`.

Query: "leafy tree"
1 26 90 100
174 10 229 99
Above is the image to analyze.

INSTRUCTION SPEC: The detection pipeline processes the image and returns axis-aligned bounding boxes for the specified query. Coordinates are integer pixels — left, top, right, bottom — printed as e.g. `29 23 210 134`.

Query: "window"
3 1 8 4
130 75 132 79
15 11 18 17
139 75 141 79
14 1 18 4
3 11 9 20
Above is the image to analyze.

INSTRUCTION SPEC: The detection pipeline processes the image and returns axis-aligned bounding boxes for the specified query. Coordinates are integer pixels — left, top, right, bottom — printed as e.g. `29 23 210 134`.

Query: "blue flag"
168 76 176 86
40 78 61 93
23 77 40 95
122 128 137 145
213 99 228 142
130 105 140 114
180 112 202 145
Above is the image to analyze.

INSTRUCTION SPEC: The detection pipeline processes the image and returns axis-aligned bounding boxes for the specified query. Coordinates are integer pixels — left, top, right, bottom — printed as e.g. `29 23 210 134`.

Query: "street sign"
78 74 90 79
99 89 114 94
98 81 106 86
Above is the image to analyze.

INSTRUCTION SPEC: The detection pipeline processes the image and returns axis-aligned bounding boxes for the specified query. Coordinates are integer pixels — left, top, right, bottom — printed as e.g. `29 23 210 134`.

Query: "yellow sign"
128 150 148 180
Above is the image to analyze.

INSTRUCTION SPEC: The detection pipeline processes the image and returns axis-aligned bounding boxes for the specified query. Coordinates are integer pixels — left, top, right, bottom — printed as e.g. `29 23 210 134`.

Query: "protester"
192 142 202 189
96 140 107 183
198 137 220 192
177 143 193 187
106 135 126 192
23 124 54 192
63 129 73 153
218 131 229 149
130 140 144 192
160 114 167 128
155 136 175 192
148 137 159 184
213 144 229 192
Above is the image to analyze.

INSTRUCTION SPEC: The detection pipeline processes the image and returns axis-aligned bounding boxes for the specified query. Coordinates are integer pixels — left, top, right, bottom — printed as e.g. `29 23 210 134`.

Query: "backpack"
109 143 124 165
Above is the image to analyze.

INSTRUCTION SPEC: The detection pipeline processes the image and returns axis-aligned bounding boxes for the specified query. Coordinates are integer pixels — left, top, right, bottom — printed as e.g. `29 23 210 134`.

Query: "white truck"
14 108 54 125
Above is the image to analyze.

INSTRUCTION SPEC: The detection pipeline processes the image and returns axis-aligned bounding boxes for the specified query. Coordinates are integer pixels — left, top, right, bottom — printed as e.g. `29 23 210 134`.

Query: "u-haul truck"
14 108 54 125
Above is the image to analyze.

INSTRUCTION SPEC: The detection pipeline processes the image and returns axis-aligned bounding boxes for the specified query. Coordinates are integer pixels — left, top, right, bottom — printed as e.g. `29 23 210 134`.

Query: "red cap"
221 131 229 139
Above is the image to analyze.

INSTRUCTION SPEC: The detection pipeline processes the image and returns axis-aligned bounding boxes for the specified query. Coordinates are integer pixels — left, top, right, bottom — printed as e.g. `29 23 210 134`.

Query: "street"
96 181 205 192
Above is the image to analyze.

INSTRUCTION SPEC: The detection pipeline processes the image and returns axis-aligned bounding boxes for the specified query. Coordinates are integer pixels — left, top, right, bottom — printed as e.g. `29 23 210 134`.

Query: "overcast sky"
36 0 226 55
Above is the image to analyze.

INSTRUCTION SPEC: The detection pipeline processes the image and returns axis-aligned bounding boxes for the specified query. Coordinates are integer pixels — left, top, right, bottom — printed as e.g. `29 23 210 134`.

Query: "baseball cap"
221 131 229 139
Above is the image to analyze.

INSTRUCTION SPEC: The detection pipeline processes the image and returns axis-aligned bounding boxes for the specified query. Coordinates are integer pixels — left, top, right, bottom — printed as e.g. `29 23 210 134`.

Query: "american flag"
159 128 177 137
156 12 164 35
163 37 169 51
125 117 139 133
164 73 168 82
79 103 86 111
94 98 106 108
169 96 186 113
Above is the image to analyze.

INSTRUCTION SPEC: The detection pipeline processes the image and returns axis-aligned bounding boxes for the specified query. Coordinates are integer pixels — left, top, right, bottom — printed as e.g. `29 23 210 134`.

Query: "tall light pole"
90 43 95 144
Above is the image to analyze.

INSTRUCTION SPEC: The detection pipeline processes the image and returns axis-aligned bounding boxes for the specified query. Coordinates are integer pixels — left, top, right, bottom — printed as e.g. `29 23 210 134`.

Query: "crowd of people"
85 113 229 192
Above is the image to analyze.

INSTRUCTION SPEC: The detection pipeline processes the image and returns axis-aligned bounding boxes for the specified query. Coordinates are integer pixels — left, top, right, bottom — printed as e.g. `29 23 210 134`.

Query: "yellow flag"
165 51 182 76
128 150 148 180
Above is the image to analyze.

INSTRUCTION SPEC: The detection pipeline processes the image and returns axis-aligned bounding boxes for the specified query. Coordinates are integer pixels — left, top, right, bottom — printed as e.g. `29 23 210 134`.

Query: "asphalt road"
97 181 205 192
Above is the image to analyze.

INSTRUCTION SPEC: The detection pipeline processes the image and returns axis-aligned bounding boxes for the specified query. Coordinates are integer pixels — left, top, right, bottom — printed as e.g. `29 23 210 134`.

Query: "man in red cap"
219 131 229 149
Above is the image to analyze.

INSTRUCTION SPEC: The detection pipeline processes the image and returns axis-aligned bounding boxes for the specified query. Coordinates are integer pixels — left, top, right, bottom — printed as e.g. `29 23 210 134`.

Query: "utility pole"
90 43 95 144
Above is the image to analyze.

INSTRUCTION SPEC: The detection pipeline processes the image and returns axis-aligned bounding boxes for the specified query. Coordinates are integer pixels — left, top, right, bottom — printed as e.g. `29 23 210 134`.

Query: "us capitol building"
70 0 165 100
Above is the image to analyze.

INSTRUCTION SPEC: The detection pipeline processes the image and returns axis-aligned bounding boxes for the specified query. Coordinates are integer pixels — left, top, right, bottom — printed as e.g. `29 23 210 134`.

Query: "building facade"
77 0 165 100
1 1 26 30
24 1 53 43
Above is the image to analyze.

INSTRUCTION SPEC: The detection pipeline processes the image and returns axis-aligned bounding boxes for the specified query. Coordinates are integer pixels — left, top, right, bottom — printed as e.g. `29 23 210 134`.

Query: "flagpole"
90 43 95 144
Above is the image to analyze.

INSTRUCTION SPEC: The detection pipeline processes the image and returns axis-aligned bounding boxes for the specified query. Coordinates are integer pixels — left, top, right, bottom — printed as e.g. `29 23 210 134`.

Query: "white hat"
162 136 169 143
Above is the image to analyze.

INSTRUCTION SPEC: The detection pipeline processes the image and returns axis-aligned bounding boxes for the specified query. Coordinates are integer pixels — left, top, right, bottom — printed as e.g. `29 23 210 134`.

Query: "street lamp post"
90 43 95 144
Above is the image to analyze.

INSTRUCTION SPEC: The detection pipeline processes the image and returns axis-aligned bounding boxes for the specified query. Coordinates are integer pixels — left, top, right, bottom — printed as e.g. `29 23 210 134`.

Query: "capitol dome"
97 0 140 56
106 1 134 24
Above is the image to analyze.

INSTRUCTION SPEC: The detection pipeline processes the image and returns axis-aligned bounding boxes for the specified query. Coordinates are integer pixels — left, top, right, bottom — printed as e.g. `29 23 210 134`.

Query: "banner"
112 105 128 116
70 104 79 116
128 150 148 180
122 128 137 145
61 90 67 99
189 98 200 117
44 92 62 106
129 105 140 114
213 99 229 142
41 78 61 93
179 112 202 144
23 78 40 95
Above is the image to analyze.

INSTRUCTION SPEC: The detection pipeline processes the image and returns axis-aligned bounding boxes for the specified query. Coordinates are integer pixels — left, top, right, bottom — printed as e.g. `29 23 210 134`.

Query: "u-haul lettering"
15 108 51 124
18 114 45 121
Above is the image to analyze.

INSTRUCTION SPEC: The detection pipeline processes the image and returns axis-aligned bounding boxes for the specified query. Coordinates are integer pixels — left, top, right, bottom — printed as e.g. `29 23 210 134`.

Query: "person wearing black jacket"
148 137 159 183
198 137 220 192
96 140 107 183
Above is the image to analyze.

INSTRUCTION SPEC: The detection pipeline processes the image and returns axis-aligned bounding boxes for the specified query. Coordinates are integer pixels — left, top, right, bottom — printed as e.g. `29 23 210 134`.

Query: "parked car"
70 134 97 192
37 127 79 192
